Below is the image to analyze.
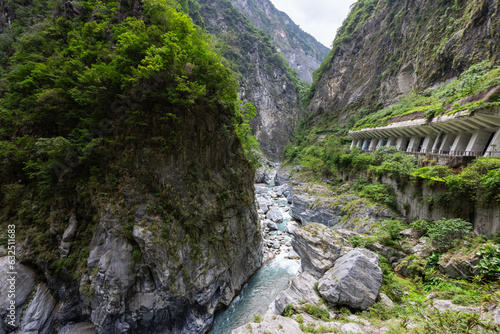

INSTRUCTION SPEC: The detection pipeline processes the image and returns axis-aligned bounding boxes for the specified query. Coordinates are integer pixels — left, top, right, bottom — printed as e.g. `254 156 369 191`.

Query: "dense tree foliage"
0 0 260 203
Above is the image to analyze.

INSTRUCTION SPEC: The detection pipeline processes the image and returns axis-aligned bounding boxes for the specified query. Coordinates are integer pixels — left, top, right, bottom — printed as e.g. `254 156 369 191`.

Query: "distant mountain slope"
229 0 330 83
306 0 500 130
191 0 305 161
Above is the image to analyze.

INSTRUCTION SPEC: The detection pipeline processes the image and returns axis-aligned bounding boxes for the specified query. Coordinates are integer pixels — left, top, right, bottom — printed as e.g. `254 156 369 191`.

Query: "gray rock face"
59 215 79 258
290 193 337 227
18 284 57 334
291 223 350 278
289 186 396 233
257 196 273 213
274 165 293 186
78 197 262 334
229 0 329 84
274 272 320 314
195 0 303 161
266 207 283 223
232 314 302 334
263 219 278 231
318 249 383 310
0 257 36 328
306 0 500 128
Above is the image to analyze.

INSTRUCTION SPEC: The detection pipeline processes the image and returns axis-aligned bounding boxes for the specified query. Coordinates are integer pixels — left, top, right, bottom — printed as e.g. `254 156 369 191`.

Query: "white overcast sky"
269 0 358 48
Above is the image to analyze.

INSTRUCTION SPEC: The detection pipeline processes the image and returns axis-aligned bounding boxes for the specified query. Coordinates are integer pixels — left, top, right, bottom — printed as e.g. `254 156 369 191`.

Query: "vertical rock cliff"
229 0 330 83
191 0 305 161
0 0 262 332
307 0 500 127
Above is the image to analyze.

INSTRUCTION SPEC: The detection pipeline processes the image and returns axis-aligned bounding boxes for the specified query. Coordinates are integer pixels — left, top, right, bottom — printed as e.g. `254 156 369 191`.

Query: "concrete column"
406 136 421 152
439 134 457 154
395 137 407 151
432 133 445 153
484 129 500 157
363 139 372 150
450 132 472 155
358 140 364 149
466 129 494 155
350 140 357 150
421 135 437 154
369 139 378 151
387 137 397 146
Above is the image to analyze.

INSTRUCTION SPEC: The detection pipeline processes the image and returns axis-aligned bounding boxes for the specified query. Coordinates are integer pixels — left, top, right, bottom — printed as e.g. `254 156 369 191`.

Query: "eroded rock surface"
291 223 350 278
318 249 382 310
273 271 320 314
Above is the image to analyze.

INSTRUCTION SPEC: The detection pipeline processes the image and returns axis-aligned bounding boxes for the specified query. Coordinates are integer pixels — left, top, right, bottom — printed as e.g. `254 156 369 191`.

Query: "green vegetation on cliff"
352 61 500 130
0 0 258 281
304 0 500 133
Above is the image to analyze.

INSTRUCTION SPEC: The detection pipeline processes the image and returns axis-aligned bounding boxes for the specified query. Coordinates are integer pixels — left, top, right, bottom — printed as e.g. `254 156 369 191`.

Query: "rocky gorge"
1 0 500 333
230 165 500 333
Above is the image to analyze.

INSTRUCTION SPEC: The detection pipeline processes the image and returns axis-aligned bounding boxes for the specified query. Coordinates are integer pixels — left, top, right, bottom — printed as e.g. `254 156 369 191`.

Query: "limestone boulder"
273 184 289 197
291 223 350 278
255 166 273 184
263 219 278 231
266 207 283 223
257 196 273 214
18 283 57 334
274 272 320 314
318 249 383 310
433 299 480 314
438 252 479 279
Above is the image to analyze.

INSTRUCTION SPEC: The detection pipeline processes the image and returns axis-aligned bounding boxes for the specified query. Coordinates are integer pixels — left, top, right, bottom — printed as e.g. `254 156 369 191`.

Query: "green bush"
361 183 397 208
475 243 500 281
301 304 330 321
416 306 500 333
378 219 407 241
283 304 295 317
426 218 473 252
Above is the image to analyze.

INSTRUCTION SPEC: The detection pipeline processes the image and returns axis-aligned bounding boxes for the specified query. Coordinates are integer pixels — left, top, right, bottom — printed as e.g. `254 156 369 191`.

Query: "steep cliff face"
229 0 330 83
307 0 500 128
192 0 304 161
0 0 262 332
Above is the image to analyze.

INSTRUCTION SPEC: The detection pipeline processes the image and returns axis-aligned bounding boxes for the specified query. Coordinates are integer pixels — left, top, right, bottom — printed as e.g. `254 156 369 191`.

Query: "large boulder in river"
263 219 278 231
257 196 273 213
318 249 382 310
266 207 283 223
291 223 350 278
274 272 320 314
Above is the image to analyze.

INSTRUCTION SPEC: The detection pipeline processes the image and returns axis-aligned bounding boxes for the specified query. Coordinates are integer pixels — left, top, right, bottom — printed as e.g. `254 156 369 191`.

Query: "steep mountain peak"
229 0 330 83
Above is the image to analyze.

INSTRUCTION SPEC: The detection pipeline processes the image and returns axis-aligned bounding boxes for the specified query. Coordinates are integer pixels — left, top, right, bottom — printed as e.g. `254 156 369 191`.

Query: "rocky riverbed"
231 164 500 333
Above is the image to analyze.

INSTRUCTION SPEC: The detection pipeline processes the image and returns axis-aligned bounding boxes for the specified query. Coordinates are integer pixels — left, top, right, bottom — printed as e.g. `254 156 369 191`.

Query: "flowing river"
210 182 300 334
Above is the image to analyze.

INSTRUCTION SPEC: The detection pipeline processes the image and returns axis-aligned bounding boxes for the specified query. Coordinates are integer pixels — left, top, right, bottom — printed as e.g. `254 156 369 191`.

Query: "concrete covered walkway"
349 110 500 158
